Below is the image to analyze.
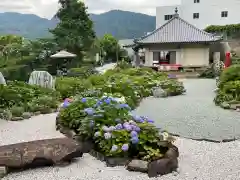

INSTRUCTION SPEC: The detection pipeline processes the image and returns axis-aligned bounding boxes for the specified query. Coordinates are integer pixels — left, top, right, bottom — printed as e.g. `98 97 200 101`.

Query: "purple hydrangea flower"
104 132 112 140
109 126 116 131
115 123 123 130
132 125 141 132
147 119 154 123
81 98 87 103
123 122 130 128
121 144 129 151
168 74 176 79
125 125 132 131
94 131 101 137
102 126 110 132
84 108 95 115
111 145 118 152
132 115 144 123
130 131 138 137
131 136 139 144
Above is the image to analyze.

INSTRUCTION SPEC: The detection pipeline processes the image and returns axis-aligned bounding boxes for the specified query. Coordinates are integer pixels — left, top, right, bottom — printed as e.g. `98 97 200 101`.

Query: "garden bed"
0 81 61 121
56 94 180 177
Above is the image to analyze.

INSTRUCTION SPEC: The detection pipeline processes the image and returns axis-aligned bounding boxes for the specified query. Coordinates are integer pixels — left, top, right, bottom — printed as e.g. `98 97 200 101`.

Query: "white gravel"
1 113 240 180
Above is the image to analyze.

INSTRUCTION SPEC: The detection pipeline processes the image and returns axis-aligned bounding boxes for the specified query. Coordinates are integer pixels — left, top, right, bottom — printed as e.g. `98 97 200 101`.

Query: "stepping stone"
0 137 84 173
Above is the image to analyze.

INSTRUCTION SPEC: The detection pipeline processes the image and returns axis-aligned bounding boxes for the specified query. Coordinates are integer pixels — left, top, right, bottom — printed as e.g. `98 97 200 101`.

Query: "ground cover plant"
0 81 61 120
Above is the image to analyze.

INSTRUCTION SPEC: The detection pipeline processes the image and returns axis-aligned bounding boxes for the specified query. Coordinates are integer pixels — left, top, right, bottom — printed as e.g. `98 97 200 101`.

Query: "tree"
100 34 125 62
50 0 96 62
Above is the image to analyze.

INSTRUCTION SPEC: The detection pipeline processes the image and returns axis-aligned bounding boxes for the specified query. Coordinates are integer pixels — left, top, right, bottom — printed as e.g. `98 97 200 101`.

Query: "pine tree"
50 0 95 60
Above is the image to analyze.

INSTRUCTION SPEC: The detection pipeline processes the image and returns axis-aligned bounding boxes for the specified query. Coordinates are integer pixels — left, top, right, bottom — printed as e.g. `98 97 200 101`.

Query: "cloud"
0 0 181 19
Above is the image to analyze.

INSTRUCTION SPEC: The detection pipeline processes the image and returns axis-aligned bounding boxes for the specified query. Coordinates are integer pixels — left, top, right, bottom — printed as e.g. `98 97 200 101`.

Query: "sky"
0 0 181 19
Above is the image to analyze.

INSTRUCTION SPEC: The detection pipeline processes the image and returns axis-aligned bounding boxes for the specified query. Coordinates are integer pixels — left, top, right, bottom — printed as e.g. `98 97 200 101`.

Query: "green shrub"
55 77 92 99
26 96 59 113
68 66 98 78
214 65 240 105
59 96 174 161
199 65 215 78
10 106 24 117
0 81 60 109
219 65 240 88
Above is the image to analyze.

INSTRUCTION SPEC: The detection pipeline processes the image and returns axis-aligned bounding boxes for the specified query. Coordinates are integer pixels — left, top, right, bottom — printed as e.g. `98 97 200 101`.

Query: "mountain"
0 10 156 39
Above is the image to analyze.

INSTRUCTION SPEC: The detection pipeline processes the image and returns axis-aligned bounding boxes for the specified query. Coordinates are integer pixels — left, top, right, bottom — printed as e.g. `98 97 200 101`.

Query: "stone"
0 137 83 170
0 166 7 178
230 104 240 110
164 145 179 159
152 87 167 98
60 127 76 138
147 158 178 178
11 117 24 121
22 112 32 119
105 157 129 167
34 111 41 116
126 160 148 172
220 102 230 109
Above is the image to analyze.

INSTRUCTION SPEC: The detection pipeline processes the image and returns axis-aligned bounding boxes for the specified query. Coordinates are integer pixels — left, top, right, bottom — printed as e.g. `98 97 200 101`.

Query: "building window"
164 15 173 21
193 13 199 19
194 0 200 3
221 11 228 17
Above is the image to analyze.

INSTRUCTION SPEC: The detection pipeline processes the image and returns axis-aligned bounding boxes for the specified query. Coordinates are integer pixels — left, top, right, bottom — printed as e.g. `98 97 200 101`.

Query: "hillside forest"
0 0 129 82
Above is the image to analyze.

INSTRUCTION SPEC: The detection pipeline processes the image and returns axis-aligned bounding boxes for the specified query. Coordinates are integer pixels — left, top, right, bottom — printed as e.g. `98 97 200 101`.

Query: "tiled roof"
135 15 222 44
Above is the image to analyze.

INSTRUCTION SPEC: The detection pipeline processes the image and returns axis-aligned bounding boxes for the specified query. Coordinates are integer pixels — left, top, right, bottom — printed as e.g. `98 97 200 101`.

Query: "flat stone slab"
134 79 240 142
0 137 83 170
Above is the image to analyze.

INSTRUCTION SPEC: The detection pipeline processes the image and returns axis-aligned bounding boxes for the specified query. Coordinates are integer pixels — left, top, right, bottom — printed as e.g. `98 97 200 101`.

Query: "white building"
156 0 240 30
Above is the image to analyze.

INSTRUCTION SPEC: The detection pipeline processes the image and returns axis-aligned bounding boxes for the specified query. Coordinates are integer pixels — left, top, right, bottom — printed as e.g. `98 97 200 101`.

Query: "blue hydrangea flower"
84 108 95 115
119 103 131 109
147 119 154 123
132 115 144 123
115 123 123 130
81 98 87 103
130 131 138 137
111 145 118 152
104 132 112 139
121 144 129 151
94 131 101 137
62 101 70 108
131 136 139 144
104 98 111 104
124 125 132 131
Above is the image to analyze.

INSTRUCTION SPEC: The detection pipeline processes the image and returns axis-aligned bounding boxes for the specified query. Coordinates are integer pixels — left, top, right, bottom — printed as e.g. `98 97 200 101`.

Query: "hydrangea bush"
59 96 174 162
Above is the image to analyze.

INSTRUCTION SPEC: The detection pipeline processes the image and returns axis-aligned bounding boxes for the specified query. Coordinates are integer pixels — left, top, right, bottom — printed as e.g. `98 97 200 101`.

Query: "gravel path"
1 113 240 180
134 79 240 142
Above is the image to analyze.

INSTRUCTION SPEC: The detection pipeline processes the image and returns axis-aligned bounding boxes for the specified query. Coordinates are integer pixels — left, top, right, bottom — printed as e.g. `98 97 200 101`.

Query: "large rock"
127 160 148 172
147 158 178 177
0 137 83 170
164 145 179 159
152 87 167 98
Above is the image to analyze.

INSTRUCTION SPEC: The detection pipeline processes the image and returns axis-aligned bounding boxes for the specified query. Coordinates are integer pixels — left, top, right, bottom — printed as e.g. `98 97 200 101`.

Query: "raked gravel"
1 113 240 180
